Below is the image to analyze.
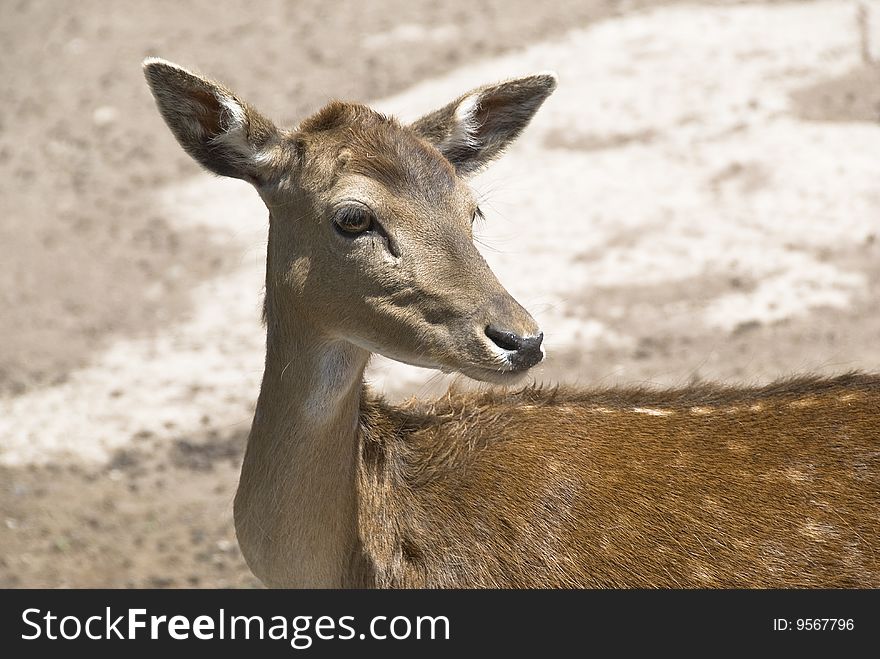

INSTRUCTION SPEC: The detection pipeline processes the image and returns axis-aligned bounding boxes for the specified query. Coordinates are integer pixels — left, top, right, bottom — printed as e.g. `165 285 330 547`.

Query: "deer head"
144 59 556 384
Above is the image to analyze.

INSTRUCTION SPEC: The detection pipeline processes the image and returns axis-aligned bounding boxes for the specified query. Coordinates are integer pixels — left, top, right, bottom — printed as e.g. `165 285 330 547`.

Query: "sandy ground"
1 0 878 587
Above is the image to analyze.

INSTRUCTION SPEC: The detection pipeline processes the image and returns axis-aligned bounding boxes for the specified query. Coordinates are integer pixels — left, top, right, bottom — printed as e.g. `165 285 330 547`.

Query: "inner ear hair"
411 72 557 176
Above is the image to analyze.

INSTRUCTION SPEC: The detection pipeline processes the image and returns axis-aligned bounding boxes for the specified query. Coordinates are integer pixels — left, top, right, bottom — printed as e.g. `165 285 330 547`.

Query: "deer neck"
234 299 370 588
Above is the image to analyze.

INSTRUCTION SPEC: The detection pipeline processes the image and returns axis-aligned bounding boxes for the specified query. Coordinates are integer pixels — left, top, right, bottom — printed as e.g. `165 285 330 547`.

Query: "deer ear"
410 73 557 176
143 58 279 183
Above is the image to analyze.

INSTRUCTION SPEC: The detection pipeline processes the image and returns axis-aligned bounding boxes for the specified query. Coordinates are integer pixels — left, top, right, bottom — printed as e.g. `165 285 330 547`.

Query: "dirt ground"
1 0 878 588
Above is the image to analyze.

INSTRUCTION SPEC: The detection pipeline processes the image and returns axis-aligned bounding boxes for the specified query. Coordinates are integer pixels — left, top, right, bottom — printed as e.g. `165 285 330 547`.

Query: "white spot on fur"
726 440 749 453
690 406 713 415
801 521 837 541
591 407 616 414
631 407 672 416
693 567 715 584
783 466 814 483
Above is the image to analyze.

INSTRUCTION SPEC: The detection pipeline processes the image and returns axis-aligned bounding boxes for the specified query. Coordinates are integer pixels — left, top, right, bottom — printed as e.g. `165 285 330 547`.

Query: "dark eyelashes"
332 205 400 257
333 206 374 234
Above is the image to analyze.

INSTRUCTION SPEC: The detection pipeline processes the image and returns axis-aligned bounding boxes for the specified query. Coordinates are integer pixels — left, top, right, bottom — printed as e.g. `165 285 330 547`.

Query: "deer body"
145 59 880 588
357 375 880 588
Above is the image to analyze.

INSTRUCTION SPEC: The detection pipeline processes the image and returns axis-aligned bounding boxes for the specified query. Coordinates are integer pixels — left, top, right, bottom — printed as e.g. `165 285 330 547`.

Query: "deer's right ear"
143 58 279 183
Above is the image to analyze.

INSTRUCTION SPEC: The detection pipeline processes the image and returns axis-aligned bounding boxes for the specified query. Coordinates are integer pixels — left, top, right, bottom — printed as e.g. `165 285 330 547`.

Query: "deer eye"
333 206 375 235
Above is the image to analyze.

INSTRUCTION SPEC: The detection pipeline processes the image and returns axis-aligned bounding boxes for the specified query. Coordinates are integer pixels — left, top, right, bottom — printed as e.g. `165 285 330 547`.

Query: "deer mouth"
458 346 543 385
458 363 534 386
440 324 545 385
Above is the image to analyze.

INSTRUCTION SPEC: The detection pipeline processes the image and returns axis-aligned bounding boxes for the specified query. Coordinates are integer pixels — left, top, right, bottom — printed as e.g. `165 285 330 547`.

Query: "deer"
144 58 880 588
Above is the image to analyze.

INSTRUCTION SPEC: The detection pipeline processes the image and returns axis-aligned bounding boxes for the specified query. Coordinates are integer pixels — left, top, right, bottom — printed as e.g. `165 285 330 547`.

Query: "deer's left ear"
410 73 557 177
143 58 279 184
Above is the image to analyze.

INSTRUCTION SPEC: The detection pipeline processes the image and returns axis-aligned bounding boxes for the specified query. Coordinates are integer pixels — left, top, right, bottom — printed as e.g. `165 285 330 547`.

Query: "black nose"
485 325 544 369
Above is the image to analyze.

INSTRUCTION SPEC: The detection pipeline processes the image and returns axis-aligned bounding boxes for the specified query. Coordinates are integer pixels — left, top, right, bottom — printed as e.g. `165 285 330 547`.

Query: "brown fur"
358 374 880 587
144 59 880 589
303 103 457 201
